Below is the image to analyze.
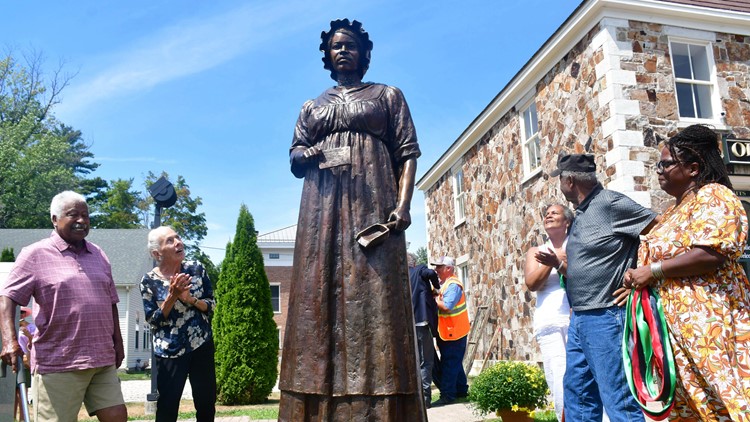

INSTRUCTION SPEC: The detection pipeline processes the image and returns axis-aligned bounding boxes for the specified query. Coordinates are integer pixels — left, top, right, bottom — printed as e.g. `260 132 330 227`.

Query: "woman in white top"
524 203 573 422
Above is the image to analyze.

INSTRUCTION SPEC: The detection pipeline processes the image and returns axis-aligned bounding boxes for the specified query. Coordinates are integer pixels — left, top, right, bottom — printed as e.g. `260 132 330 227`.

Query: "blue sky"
2 0 582 264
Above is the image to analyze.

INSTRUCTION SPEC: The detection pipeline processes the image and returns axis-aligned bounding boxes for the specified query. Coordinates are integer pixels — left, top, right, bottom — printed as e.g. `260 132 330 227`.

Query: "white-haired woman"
524 204 573 422
140 226 216 422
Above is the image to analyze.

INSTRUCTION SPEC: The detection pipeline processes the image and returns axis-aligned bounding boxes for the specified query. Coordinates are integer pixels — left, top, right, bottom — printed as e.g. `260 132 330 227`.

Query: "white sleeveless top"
533 239 571 336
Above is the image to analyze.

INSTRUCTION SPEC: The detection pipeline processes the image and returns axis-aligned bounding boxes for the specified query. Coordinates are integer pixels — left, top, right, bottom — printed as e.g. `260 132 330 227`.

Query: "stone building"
416 0 750 364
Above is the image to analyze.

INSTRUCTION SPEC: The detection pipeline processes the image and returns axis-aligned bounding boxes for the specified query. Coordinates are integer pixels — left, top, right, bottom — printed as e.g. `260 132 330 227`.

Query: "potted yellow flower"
468 361 549 421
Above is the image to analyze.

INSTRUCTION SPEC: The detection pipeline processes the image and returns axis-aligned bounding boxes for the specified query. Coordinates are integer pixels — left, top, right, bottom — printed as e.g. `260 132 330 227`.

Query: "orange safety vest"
437 275 470 341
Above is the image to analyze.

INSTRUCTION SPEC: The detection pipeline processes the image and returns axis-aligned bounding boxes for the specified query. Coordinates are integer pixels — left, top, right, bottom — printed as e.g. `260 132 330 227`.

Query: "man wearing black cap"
551 154 657 421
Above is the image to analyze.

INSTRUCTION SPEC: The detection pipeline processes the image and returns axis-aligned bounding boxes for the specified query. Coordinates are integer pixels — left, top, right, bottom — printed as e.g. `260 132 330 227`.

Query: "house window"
521 102 541 175
669 41 715 120
143 331 148 350
270 284 281 313
269 253 280 260
135 331 139 349
458 264 470 295
452 164 466 224
457 261 471 318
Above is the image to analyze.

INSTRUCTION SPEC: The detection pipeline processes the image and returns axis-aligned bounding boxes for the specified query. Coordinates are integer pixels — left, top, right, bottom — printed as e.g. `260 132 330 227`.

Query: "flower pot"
495 409 533 422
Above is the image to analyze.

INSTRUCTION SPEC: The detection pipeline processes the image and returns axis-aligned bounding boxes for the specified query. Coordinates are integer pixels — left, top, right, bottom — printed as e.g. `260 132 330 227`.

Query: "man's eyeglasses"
655 159 679 172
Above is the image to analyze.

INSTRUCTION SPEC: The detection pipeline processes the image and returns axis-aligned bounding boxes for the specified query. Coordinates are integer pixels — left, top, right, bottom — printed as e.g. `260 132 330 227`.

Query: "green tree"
90 178 142 228
0 247 14 262
213 205 278 404
415 246 428 265
0 50 102 228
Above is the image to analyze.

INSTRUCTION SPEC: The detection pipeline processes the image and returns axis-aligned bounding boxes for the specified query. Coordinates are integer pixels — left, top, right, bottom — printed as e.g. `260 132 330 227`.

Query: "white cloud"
57 1 339 117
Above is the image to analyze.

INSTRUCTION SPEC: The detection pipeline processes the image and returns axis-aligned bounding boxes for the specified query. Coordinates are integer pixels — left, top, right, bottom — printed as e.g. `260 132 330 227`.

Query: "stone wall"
424 17 750 363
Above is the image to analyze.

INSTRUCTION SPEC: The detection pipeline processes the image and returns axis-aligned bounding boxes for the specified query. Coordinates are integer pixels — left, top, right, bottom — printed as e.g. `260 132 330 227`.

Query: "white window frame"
668 37 722 124
451 162 466 226
456 254 471 319
520 99 542 180
270 283 281 314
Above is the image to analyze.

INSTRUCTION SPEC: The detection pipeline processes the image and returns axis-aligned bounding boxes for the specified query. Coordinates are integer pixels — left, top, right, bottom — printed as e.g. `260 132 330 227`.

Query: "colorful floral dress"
638 183 750 420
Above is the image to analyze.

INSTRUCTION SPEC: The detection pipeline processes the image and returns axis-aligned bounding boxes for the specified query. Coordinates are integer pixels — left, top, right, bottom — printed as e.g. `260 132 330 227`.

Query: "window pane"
270 285 280 313
457 194 465 220
675 82 696 118
694 84 713 119
269 253 280 259
529 103 539 135
689 44 710 81
531 138 541 170
455 171 464 194
671 42 692 79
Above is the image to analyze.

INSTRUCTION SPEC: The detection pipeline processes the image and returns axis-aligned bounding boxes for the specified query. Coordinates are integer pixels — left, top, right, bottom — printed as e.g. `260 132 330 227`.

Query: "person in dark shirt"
408 253 440 408
141 226 216 422
551 154 657 421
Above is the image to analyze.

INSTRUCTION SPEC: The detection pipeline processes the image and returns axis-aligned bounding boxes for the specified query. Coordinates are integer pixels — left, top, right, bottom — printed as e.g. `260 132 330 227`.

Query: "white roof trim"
416 0 750 191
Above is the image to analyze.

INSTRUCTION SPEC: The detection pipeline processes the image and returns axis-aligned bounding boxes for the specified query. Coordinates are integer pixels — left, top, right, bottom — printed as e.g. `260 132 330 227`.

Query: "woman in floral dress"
624 124 750 420
278 19 426 421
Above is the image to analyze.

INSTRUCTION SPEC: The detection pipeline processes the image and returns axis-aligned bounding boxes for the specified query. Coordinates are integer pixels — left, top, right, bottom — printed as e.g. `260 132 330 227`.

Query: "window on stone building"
521 101 541 176
456 257 471 319
270 284 281 313
452 164 466 225
669 40 716 120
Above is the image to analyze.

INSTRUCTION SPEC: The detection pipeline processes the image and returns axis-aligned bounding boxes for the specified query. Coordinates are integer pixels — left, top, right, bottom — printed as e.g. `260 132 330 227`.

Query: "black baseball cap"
550 154 596 177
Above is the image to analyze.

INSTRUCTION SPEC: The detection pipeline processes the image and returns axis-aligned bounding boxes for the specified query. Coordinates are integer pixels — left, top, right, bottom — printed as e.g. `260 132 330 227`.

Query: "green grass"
118 371 151 381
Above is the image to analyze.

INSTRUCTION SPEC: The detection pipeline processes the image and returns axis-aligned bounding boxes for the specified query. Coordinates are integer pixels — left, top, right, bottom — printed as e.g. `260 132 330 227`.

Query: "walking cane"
1 355 31 422
16 355 30 422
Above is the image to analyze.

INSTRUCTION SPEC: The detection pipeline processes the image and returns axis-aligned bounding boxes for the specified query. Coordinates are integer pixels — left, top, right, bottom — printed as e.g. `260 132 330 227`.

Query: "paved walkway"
123 381 483 421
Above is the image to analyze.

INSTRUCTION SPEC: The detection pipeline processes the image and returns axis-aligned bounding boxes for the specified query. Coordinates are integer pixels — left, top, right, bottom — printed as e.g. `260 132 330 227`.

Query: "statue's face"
329 32 360 75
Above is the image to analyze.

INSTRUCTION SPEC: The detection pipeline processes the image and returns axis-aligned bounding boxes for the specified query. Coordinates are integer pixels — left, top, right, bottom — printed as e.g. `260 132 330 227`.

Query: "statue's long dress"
278 83 427 421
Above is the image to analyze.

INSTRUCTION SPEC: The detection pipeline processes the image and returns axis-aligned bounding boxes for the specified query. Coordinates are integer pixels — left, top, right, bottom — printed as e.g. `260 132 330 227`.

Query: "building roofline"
416 0 750 191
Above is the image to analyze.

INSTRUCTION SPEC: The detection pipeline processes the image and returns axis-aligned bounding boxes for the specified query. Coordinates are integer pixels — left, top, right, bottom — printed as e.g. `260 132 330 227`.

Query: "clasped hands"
168 273 193 303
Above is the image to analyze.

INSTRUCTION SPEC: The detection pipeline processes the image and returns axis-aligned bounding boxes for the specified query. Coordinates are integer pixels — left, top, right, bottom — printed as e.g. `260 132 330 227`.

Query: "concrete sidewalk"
124 380 484 421
157 402 485 422
428 401 483 422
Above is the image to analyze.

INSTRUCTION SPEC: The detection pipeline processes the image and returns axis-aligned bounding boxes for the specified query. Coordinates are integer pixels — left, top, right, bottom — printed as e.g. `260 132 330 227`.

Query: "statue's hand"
388 207 411 232
291 146 321 165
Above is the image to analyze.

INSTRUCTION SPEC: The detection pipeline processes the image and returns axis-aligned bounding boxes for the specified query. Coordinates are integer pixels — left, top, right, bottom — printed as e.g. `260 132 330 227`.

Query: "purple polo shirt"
0 231 119 374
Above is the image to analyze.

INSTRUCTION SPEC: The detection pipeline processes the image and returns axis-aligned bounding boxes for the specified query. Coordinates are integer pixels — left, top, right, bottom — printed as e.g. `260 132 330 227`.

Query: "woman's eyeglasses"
655 159 679 172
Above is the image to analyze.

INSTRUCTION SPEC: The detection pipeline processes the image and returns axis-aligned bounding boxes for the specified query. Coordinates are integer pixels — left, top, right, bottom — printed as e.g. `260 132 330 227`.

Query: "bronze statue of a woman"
278 19 427 421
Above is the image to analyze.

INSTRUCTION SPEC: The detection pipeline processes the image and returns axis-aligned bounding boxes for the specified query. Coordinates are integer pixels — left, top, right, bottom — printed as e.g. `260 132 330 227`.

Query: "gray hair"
50 191 87 219
407 253 417 268
544 203 575 224
560 170 598 188
147 226 175 261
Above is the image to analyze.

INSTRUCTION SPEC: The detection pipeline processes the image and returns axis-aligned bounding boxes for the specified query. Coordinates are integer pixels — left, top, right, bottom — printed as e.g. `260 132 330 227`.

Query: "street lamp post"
145 176 177 413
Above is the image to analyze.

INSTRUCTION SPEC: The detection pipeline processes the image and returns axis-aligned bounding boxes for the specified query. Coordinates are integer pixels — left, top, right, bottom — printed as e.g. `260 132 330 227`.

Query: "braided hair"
319 19 373 82
666 124 732 189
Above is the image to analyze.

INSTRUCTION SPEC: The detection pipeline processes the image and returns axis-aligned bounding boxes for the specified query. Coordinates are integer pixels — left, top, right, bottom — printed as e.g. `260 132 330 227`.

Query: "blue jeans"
436 336 468 402
563 306 644 422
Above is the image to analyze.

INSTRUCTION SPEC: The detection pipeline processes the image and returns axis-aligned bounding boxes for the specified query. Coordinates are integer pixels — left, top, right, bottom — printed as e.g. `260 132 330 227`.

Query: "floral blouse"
140 261 215 358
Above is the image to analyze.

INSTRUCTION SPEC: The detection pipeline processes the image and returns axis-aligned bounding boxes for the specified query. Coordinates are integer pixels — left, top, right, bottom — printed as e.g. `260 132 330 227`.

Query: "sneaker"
431 398 455 407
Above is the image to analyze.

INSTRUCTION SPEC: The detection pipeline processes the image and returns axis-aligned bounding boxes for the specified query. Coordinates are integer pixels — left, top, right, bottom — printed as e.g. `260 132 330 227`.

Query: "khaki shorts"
33 365 124 421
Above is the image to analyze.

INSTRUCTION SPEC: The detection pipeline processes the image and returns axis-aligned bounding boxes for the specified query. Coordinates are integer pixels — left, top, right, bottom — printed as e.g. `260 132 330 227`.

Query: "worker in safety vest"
430 256 470 407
